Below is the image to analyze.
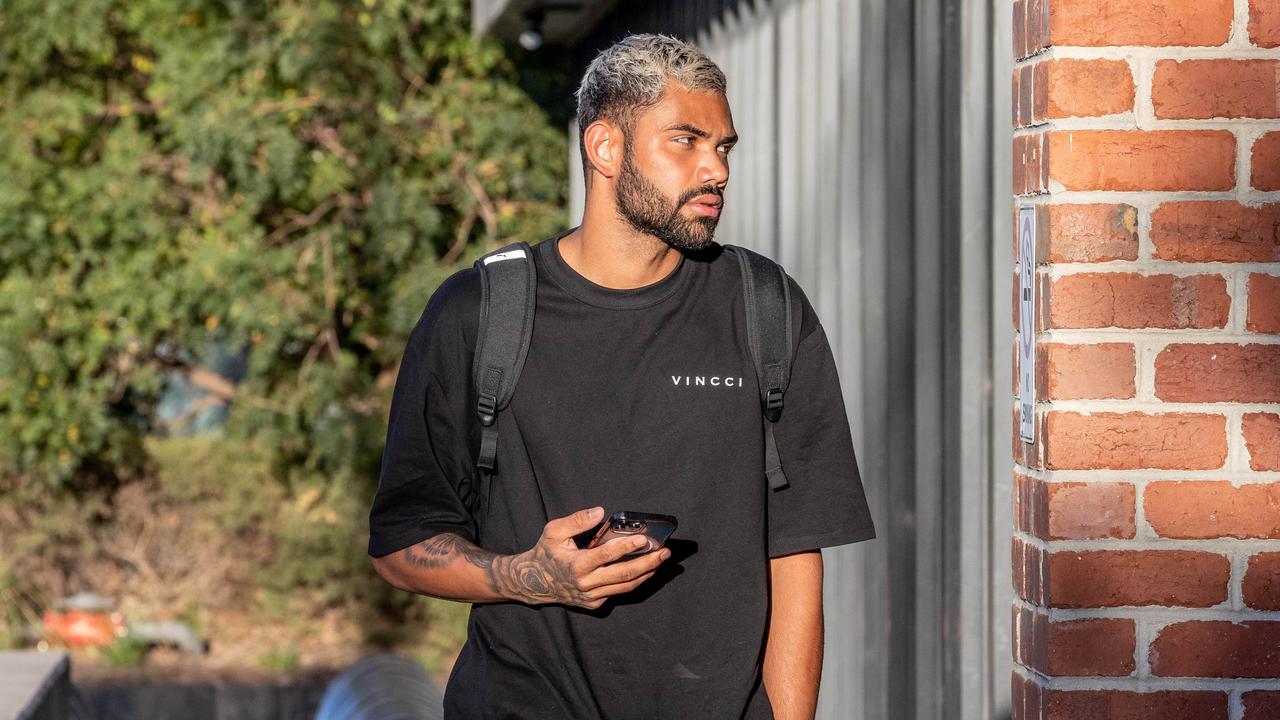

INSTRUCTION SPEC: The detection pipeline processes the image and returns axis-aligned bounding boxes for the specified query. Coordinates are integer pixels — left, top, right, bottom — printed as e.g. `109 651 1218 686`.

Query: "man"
369 33 874 719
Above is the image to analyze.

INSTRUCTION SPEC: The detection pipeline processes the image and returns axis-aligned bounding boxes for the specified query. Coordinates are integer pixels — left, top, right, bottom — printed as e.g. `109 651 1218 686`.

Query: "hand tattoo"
488 545 593 606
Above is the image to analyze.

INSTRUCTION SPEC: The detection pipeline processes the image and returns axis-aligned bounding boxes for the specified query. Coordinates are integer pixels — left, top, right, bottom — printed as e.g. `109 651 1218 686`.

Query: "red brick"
1047 690 1227 720
1012 604 1044 671
1012 672 1045 720
1013 67 1024 127
1045 204 1139 263
1151 201 1280 262
1048 550 1228 608
1044 412 1227 471
1052 618 1136 676
1013 136 1027 194
1151 621 1280 677
1014 605 1137 676
1047 130 1235 192
1248 274 1280 333
1243 552 1280 610
1245 691 1280 720
1253 132 1280 191
1032 61 1049 124
1146 481 1280 539
1046 273 1229 330
1013 536 1048 605
1014 0 1028 60
1018 65 1034 128
1039 342 1135 400
1051 482 1135 539
1016 474 1135 539
1014 685 1227 720
1153 60 1280 119
1252 0 1280 48
1245 412 1280 471
1155 344 1280 403
1014 471 1048 537
1027 0 1049 55
1014 133 1049 195
1043 59 1135 119
1047 0 1233 47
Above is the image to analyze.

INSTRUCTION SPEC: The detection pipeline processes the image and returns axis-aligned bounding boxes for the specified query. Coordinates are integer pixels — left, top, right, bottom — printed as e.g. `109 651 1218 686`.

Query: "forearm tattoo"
401 534 592 606
405 534 495 570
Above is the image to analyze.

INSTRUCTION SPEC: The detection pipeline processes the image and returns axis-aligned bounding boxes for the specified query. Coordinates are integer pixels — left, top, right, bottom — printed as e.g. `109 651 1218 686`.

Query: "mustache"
677 186 723 206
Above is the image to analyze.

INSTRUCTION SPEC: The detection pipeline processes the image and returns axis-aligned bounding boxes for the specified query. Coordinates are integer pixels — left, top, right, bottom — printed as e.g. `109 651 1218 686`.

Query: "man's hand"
494 506 671 609
371 506 670 609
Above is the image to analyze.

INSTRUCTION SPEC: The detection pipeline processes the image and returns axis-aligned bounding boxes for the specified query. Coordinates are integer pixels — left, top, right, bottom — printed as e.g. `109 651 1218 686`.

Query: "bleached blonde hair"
574 34 726 177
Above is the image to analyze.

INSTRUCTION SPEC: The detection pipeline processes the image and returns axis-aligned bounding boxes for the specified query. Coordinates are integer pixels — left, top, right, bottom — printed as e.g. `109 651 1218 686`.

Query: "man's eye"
719 145 735 155
675 136 694 146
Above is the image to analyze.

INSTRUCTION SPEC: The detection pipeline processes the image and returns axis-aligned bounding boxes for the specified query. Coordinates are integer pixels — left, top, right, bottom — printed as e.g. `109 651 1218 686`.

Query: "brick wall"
1012 0 1280 718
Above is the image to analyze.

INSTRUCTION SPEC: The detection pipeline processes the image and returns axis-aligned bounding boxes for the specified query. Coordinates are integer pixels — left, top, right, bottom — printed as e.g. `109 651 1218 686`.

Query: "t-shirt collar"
535 227 690 310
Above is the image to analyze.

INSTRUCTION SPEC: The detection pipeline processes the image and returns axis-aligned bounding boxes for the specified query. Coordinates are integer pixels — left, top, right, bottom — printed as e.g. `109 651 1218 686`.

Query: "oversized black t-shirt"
369 229 875 719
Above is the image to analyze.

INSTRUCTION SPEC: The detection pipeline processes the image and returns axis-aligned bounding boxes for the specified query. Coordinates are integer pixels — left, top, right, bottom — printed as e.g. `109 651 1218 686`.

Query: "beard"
614 148 722 252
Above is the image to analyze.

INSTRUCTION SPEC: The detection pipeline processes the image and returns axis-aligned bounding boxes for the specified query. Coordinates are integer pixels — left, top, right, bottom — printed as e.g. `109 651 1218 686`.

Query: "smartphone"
584 511 678 556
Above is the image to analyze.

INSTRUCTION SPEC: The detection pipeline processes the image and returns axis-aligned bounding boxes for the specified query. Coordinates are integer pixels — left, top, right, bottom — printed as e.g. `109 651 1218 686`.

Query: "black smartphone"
583 511 678 556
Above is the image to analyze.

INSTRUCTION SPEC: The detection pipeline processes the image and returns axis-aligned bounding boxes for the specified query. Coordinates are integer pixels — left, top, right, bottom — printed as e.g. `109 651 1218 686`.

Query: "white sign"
1018 206 1036 444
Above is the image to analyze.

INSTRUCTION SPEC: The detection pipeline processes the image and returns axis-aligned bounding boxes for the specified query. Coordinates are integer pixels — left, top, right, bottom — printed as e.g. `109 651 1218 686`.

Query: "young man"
369 34 874 719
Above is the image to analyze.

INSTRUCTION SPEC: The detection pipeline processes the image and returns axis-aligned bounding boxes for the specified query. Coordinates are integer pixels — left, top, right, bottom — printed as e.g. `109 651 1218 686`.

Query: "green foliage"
0 561 26 650
258 644 300 673
0 0 567 664
145 434 283 535
98 635 150 667
0 0 568 491
407 595 471 676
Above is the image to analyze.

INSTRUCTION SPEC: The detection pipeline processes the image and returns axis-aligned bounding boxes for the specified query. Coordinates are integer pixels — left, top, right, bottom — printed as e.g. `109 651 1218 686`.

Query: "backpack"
471 241 796 491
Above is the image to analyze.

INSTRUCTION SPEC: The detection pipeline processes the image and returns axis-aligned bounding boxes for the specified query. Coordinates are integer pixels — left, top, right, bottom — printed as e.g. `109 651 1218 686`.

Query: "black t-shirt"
369 229 875 719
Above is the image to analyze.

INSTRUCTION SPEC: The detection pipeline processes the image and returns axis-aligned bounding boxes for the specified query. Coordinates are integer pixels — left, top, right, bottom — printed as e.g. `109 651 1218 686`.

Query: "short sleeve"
368 270 483 558
765 293 876 557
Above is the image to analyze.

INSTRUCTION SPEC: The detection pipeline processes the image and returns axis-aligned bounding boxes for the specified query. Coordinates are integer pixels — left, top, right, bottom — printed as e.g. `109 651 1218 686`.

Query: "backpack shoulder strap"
472 241 536 474
725 244 795 490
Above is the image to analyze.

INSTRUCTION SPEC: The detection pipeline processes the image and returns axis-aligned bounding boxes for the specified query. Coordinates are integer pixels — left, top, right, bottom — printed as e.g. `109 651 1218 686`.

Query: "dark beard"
615 149 721 252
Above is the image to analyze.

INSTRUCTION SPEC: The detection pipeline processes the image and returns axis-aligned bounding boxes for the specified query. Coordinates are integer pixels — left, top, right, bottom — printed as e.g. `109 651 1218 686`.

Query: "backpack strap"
472 242 536 475
726 245 795 490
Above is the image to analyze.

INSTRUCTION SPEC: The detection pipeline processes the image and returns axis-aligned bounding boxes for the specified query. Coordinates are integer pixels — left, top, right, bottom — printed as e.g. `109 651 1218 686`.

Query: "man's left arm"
763 550 824 720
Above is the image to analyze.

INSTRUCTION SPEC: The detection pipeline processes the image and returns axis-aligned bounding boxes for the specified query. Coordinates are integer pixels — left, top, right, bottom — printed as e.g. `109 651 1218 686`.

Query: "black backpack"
471 241 796 491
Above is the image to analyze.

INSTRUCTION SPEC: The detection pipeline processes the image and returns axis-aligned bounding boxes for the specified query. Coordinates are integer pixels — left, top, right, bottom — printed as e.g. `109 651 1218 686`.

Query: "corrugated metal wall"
565 1 1013 718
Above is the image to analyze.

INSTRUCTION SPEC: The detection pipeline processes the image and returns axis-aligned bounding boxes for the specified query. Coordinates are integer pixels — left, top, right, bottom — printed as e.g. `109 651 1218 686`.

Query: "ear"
582 119 623 180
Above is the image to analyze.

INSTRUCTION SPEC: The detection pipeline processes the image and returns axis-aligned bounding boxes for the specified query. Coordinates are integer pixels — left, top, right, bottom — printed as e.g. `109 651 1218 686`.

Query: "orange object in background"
41 608 124 648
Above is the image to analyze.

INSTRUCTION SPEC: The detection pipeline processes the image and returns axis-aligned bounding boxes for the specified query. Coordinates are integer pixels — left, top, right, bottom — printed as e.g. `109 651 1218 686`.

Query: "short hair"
574 33 726 179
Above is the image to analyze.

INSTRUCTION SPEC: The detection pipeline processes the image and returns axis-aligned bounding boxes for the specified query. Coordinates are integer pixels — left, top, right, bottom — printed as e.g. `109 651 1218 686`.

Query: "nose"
696 148 729 188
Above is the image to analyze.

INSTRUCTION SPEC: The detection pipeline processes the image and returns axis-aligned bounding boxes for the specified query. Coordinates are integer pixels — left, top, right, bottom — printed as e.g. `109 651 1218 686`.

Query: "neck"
558 194 682 290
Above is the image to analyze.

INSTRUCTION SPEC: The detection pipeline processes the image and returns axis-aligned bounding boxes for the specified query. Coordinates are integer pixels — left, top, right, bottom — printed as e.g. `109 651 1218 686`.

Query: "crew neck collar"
535 227 690 310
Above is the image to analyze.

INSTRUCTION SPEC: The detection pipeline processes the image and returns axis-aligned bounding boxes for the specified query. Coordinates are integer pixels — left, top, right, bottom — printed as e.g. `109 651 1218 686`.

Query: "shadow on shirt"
575 539 698 618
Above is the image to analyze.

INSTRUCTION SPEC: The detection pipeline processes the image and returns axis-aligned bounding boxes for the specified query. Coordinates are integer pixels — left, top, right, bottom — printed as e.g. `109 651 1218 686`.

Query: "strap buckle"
477 393 497 427
764 388 784 422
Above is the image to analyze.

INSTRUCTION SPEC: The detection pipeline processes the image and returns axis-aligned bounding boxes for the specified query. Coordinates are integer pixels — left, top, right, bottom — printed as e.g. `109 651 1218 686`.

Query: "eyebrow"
664 123 738 145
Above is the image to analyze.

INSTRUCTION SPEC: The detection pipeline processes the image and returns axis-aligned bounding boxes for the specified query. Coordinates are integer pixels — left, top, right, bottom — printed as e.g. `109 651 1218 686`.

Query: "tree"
0 0 568 492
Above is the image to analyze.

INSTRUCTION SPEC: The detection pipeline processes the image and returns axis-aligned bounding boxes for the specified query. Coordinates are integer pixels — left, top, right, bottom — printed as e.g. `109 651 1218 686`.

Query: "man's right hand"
494 506 672 609
371 506 670 608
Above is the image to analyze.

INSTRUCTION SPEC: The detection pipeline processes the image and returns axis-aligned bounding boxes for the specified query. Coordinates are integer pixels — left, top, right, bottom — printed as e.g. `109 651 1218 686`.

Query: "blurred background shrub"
0 0 568 676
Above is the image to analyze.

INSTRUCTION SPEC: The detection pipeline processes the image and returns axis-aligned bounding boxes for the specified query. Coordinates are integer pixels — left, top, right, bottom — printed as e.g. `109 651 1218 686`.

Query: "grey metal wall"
566 0 1012 718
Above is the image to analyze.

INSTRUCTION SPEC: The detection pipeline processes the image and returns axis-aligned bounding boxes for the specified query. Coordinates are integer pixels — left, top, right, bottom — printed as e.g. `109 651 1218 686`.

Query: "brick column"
1011 1 1280 718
